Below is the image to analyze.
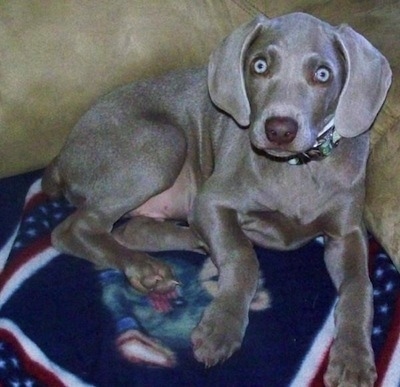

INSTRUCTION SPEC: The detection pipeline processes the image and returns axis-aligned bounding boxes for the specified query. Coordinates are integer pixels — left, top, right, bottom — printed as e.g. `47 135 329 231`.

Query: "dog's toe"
125 257 178 294
324 343 377 387
191 301 246 366
324 367 376 387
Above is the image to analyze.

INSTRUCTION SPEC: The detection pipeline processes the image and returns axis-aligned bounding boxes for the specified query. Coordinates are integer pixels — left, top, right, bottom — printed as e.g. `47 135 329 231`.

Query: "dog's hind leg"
52 208 179 294
49 121 188 294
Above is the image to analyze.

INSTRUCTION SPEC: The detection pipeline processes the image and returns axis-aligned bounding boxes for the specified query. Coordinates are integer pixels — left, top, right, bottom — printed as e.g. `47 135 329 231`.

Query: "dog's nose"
265 117 298 145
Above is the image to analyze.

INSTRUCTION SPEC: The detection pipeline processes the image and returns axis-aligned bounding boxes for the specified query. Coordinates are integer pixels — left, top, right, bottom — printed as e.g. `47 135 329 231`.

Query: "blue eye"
253 58 268 74
314 66 331 83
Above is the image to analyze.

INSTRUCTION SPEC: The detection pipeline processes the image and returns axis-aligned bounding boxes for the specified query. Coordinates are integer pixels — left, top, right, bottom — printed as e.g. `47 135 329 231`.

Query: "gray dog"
42 12 391 386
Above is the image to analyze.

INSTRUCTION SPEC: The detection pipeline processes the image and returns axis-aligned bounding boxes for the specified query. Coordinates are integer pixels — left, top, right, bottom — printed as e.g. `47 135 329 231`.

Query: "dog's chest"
237 165 343 249
254 166 333 219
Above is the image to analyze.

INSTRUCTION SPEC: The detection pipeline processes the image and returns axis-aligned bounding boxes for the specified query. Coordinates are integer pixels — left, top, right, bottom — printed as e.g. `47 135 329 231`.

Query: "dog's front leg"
323 228 376 387
190 193 259 367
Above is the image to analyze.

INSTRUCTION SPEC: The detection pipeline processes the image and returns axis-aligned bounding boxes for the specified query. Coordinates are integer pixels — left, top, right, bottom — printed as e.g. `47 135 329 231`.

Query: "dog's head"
208 13 392 158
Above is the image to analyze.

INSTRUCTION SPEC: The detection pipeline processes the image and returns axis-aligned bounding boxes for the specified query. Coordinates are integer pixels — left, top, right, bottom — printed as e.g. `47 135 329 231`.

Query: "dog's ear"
208 15 269 127
334 25 392 138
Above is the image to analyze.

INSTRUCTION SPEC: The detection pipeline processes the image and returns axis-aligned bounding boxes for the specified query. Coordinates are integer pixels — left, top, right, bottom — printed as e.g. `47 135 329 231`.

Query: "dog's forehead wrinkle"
261 17 334 54
272 12 332 32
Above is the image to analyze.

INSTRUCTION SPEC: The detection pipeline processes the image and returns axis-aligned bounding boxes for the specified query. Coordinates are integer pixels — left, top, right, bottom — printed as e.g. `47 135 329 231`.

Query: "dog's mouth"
263 148 301 158
252 142 311 158
258 148 309 164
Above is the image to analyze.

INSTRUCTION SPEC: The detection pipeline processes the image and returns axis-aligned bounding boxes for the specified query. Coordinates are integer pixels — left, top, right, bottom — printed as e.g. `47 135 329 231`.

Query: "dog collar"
280 118 339 165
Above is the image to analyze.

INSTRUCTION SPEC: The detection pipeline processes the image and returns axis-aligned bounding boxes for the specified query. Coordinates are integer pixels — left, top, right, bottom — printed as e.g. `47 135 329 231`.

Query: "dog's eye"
314 66 331 83
253 58 268 74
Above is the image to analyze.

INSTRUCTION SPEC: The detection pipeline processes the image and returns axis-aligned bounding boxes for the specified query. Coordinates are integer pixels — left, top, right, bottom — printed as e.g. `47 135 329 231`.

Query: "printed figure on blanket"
99 255 271 368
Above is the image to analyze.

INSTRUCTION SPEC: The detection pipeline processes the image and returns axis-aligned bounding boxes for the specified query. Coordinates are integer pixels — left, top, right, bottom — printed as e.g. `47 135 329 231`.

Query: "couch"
1 0 400 269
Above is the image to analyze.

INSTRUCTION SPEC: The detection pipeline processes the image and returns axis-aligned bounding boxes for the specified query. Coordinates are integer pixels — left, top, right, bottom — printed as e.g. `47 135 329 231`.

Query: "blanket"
0 170 399 387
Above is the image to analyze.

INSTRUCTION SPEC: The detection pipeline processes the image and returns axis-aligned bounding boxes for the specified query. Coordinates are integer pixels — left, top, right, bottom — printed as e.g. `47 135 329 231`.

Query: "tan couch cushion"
0 0 251 177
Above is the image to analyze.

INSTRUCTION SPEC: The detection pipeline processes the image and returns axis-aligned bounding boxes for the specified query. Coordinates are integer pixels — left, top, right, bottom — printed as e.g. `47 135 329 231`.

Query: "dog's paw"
324 341 377 387
125 257 179 294
191 300 247 367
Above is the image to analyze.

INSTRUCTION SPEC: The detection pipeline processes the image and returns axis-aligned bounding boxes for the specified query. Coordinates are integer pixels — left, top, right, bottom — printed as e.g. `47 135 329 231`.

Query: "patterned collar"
288 123 340 165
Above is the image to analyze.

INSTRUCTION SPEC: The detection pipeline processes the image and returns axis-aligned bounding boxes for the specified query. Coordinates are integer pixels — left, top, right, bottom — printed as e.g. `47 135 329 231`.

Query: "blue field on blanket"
0 170 399 387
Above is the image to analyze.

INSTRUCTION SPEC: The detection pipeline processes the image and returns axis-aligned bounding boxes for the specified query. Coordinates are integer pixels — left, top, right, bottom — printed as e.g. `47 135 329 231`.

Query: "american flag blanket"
0 170 399 387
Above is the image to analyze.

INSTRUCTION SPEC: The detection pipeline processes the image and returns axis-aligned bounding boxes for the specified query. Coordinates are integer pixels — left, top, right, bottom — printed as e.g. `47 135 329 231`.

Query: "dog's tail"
41 159 64 198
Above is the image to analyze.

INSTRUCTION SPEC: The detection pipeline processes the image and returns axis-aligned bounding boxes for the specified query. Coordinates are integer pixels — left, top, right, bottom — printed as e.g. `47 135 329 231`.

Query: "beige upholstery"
1 0 400 268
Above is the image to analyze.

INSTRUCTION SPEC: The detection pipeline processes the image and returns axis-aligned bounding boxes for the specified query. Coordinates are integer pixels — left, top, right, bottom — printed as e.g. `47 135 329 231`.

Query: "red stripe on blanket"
310 346 330 387
368 238 381 274
0 234 52 291
375 291 400 385
23 192 49 215
0 328 66 387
